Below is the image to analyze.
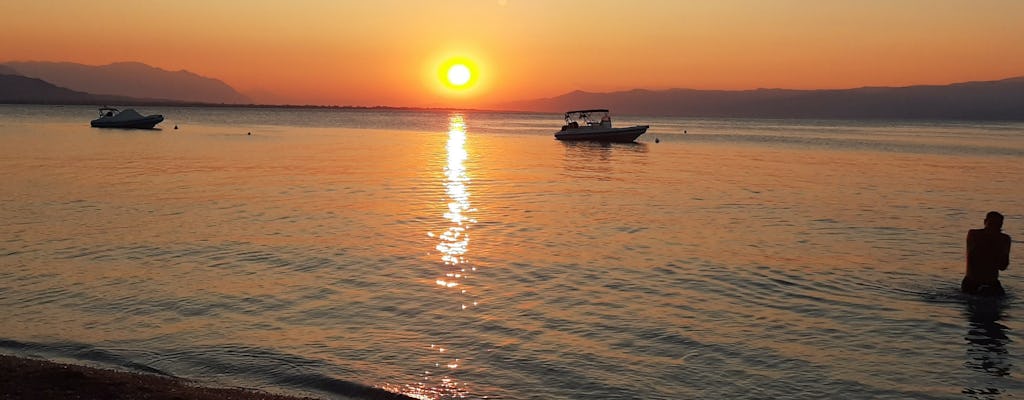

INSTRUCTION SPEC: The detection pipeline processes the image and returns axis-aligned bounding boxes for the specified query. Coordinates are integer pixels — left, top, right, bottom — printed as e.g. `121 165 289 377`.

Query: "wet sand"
0 354 320 400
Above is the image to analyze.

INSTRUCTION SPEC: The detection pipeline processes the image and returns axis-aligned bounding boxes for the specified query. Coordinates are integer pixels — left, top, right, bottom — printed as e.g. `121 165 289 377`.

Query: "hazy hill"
0 65 18 75
2 61 249 104
0 74 114 104
504 77 1024 120
0 72 173 105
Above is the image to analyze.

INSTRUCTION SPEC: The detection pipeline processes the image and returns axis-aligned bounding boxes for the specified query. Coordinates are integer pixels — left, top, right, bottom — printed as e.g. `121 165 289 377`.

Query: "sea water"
1 104 1022 399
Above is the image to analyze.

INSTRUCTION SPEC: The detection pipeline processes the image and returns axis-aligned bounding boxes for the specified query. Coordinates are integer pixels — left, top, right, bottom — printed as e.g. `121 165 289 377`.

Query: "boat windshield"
564 109 611 126
98 107 119 117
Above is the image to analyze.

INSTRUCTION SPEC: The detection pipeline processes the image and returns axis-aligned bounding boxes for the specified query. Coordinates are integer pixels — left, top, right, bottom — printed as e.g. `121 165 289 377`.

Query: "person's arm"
998 235 1011 270
966 230 976 268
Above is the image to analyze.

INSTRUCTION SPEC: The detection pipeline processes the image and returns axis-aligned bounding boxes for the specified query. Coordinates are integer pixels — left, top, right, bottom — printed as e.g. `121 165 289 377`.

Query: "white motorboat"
90 107 164 129
554 109 648 142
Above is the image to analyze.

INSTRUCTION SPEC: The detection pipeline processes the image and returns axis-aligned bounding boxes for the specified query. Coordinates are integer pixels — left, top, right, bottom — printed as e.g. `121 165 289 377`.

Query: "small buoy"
173 125 178 130
247 132 251 135
655 138 660 143
684 130 687 134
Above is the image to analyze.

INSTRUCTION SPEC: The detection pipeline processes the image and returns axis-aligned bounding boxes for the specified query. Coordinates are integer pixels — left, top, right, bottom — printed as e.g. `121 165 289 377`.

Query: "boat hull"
90 115 164 129
554 125 649 143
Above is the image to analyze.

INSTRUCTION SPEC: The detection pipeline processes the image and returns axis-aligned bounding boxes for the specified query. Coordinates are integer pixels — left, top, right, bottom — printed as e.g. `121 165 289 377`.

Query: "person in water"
962 211 1012 296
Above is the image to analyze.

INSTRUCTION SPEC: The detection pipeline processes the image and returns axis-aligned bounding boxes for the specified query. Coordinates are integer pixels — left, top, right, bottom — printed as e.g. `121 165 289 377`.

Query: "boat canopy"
565 109 609 114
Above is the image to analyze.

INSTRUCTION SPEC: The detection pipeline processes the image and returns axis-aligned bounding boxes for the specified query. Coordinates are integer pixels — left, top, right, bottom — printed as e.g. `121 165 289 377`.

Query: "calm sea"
1 104 1023 399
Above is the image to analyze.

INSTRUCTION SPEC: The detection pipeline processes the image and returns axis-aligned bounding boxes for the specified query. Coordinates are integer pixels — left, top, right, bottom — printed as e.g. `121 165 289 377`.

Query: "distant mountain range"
504 77 1024 120
1 60 1022 120
0 74 148 104
1 61 249 104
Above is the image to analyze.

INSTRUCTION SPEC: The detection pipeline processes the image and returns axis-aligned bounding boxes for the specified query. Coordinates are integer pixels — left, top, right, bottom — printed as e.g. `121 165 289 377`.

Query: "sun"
447 64 471 87
438 57 478 91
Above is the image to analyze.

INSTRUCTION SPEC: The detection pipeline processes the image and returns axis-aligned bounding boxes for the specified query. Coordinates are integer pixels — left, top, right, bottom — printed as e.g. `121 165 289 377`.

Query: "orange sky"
2 0 1023 108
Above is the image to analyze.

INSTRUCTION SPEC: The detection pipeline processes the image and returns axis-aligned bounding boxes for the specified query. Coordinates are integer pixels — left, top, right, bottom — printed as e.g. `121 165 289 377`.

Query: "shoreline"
0 354 323 400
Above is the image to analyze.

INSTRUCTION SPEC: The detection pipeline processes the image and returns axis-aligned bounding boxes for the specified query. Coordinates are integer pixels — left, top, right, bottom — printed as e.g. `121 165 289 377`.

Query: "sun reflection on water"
394 114 477 400
436 114 473 269
434 114 477 303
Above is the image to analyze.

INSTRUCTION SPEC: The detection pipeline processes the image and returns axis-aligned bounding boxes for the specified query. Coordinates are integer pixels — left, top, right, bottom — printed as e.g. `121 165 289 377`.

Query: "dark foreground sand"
0 354 320 400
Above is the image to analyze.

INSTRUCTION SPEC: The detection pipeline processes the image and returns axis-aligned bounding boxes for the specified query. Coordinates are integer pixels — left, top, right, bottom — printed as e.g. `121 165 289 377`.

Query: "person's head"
984 211 1004 230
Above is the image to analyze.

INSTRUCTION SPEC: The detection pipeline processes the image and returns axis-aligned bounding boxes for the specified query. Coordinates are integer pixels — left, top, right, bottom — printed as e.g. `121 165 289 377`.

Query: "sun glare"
447 64 471 87
438 57 478 91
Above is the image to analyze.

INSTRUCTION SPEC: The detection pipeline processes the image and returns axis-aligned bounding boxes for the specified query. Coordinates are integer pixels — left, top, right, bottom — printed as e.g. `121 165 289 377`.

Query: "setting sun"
438 57 478 92
447 64 471 87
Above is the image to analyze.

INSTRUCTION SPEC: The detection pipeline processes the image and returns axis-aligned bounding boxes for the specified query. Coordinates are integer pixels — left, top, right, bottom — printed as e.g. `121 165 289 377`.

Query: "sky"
2 0 1023 108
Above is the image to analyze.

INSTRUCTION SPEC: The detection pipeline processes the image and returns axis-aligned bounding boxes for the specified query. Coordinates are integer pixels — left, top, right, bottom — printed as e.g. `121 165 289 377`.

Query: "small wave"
0 339 418 399
0 339 171 377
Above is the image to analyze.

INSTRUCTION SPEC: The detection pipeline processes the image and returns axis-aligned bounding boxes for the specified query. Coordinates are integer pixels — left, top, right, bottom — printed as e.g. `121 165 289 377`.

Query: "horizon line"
3 60 1022 107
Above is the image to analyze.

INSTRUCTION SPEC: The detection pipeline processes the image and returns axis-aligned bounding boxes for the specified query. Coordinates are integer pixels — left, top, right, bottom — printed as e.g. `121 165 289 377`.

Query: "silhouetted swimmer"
655 138 660 143
962 211 1012 297
174 124 178 130
247 131 251 136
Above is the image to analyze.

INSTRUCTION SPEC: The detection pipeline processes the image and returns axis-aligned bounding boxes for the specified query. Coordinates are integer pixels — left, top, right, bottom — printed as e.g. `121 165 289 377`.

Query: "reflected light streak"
399 113 477 400
435 114 477 292
436 115 473 268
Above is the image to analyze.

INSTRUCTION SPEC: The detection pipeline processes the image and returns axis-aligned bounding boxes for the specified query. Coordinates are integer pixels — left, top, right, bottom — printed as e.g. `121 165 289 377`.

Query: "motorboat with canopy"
90 107 164 129
554 109 648 142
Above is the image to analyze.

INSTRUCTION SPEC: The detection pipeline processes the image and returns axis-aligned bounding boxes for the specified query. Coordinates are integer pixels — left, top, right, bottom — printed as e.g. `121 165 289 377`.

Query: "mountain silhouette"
504 77 1024 120
0 74 140 104
2 61 249 104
